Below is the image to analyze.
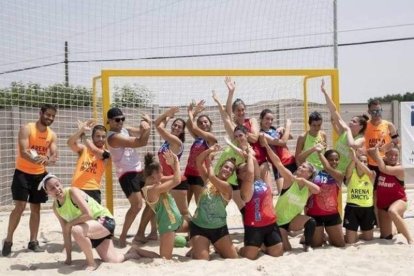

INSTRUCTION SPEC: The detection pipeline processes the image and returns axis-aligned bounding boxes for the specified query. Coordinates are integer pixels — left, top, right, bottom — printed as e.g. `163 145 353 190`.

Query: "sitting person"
40 174 158 270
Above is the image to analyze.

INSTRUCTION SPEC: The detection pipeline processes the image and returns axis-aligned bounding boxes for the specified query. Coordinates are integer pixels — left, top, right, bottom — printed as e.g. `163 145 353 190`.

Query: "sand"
1 191 414 276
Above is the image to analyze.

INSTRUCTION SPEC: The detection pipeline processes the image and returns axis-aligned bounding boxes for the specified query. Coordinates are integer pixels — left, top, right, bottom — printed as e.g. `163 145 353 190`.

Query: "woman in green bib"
141 150 189 259
321 79 368 173
261 135 320 252
41 174 158 271
343 149 376 243
189 144 238 260
295 111 327 171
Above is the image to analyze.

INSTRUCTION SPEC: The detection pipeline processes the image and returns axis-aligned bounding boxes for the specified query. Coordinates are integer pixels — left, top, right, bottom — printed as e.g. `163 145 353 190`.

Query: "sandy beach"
1 190 414 276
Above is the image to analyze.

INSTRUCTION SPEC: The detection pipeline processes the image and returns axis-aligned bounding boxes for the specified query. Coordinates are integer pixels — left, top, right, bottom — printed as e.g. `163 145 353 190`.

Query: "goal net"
0 0 336 210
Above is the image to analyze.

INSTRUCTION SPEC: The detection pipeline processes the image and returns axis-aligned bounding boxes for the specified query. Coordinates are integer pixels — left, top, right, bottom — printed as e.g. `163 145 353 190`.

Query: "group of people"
1 77 412 270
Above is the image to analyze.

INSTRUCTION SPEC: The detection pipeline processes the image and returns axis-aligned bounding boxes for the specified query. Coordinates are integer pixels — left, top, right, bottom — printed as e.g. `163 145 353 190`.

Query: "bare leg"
159 232 175 259
71 224 97 270
239 245 260 260
29 203 41 242
388 200 414 244
190 235 211 260
279 228 292 251
378 208 393 239
325 224 345 247
120 192 143 248
345 229 358 244
311 226 325 248
5 200 26 243
359 230 373 241
265 243 283 257
135 204 155 243
213 235 238 259
189 185 204 206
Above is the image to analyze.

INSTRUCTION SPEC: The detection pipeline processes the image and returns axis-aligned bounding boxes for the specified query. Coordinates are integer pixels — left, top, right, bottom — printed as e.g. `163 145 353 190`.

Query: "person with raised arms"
368 145 413 244
189 144 238 260
106 107 152 247
238 146 284 259
185 100 217 205
307 147 345 248
321 79 368 174
67 119 109 204
141 150 189 259
260 134 319 251
343 149 376 244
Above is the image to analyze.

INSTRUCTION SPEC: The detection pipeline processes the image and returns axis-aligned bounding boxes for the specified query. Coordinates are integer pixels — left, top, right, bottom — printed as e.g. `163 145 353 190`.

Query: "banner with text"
401 102 414 169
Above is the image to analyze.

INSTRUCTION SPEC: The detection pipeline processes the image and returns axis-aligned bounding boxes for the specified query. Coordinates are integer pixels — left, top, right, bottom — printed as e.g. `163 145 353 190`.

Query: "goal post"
99 69 340 214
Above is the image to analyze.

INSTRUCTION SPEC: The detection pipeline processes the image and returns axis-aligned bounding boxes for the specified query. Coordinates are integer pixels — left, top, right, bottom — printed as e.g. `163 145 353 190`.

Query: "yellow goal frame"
94 69 340 214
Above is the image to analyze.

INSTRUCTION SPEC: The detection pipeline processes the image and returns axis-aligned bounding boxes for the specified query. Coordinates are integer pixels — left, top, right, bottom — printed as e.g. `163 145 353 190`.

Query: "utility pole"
64 41 69 87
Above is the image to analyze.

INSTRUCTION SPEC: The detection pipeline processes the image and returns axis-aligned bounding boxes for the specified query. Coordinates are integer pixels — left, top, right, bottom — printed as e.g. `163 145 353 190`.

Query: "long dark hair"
172 118 186 142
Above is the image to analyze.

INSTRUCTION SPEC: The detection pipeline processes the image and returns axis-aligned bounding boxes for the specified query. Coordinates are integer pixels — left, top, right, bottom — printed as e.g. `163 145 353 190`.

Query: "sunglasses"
113 117 125 123
369 109 382 115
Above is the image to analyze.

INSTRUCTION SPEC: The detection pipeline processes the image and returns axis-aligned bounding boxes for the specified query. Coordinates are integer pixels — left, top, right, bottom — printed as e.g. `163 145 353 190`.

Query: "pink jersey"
158 141 183 176
184 137 208 177
306 170 339 216
243 179 277 227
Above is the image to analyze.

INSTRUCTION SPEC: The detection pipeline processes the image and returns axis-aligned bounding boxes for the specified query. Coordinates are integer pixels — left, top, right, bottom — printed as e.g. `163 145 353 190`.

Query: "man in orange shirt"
2 104 58 256
67 119 110 204
364 99 399 186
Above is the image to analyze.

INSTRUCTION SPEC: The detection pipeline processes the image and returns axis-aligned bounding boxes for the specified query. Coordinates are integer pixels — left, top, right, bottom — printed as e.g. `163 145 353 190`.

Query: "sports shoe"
28 241 44 252
2 241 12 256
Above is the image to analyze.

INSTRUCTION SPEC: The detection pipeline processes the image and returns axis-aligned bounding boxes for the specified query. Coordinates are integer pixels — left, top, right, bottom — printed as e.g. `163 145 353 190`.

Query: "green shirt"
214 146 245 186
346 169 373 207
275 181 309 226
143 187 183 235
55 188 112 222
335 132 362 174
192 182 228 229
303 133 324 171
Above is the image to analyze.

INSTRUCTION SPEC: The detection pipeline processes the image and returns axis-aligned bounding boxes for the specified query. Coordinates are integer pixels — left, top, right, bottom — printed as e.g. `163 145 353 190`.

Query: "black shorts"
119 171 144 198
368 165 380 190
311 213 342 227
11 169 48 203
90 216 115 248
185 175 205 187
82 190 101 204
189 221 229 244
278 222 290 231
172 179 189 191
244 224 282 248
343 204 375 231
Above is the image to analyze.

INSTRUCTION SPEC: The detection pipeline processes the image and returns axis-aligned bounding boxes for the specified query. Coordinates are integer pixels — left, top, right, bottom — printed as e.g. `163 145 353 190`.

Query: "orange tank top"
364 120 391 166
71 147 105 190
16 123 52 174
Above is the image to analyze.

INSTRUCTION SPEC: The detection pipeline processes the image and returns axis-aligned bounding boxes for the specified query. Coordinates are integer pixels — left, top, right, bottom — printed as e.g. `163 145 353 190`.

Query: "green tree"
369 92 414 103
112 83 153 108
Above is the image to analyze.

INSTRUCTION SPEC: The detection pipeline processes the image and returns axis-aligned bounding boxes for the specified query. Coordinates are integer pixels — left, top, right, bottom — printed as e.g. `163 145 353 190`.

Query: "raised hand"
163 150 178 166
165 106 180 118
193 100 206 115
77 119 95 133
212 90 221 105
224 76 236 93
321 79 327 94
